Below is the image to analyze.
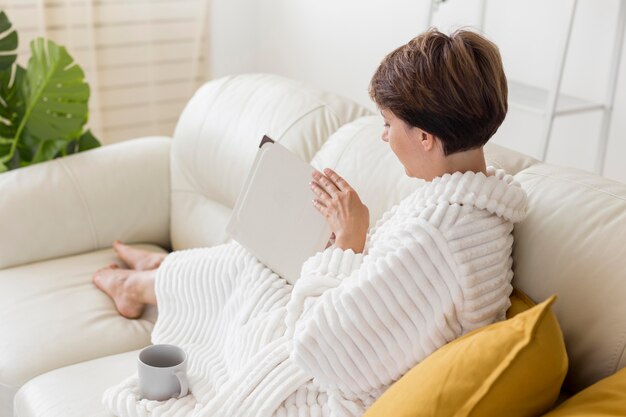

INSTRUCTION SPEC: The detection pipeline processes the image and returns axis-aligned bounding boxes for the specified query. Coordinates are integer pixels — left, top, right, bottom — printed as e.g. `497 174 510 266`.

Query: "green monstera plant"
0 10 100 173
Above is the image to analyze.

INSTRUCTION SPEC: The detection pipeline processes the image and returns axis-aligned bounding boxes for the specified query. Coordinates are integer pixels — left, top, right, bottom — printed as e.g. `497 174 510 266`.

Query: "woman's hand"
310 168 369 254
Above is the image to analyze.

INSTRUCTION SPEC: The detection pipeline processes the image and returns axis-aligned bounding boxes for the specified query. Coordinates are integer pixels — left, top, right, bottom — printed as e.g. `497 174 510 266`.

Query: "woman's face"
380 108 442 180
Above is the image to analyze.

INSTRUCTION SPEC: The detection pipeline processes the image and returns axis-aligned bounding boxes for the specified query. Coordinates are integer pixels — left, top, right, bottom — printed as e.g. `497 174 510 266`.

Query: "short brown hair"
368 28 508 156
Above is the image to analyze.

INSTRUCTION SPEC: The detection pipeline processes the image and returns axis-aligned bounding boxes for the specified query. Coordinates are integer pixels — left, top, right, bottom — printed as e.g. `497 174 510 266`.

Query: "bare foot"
112 240 166 271
92 263 146 319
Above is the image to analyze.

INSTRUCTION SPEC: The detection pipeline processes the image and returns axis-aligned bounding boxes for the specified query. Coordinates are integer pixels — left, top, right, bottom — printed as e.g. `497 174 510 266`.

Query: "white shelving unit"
427 0 626 175
506 81 604 116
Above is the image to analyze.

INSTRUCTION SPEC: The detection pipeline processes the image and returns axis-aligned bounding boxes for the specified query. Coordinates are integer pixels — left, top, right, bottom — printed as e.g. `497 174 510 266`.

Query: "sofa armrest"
0 136 172 270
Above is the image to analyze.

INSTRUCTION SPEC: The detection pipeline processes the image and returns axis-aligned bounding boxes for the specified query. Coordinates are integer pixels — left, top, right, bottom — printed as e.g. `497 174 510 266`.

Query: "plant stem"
1 110 26 163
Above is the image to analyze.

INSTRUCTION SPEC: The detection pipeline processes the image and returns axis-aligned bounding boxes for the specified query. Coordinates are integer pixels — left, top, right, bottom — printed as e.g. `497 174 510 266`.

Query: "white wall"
256 0 432 109
209 0 626 183
208 0 258 78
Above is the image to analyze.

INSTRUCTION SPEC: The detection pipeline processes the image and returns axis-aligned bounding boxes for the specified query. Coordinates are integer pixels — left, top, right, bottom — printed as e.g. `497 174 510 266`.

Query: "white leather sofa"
1 73 625 417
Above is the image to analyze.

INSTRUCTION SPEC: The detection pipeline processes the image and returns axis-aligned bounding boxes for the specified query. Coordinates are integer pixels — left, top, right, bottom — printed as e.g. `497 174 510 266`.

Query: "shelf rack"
426 0 626 174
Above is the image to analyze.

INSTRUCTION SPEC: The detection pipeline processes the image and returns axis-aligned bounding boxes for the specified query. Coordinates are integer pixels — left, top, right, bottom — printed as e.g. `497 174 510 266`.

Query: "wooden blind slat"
104 120 177 143
0 0 209 144
99 78 201 107
102 97 187 127
16 21 201 49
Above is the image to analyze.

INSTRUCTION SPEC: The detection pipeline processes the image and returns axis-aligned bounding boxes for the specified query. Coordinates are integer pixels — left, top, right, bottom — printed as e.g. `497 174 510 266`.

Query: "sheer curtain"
0 0 210 144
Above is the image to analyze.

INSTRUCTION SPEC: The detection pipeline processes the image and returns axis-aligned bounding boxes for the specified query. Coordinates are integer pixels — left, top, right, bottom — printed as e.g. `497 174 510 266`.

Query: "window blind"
0 0 210 144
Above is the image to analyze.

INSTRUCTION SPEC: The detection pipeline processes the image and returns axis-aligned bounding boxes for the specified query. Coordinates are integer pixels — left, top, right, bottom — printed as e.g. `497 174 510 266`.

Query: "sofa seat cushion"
14 349 140 417
0 244 163 415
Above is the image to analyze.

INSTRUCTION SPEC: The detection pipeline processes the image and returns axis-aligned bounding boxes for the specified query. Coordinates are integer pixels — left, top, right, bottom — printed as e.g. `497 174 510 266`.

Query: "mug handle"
174 370 188 398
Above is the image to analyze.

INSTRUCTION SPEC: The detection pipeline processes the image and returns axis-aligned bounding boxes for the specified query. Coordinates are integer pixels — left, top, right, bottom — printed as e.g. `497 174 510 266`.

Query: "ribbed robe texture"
102 166 528 417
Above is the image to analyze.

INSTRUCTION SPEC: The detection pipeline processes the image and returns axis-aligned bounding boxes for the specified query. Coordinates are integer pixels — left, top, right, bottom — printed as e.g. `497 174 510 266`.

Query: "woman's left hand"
310 168 369 253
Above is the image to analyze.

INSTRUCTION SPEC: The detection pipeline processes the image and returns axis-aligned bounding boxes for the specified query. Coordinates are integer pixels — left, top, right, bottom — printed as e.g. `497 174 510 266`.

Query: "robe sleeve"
362 202 400 255
284 219 463 398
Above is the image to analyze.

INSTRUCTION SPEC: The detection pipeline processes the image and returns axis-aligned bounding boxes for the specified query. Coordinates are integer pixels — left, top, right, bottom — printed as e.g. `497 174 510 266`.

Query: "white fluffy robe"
102 166 528 417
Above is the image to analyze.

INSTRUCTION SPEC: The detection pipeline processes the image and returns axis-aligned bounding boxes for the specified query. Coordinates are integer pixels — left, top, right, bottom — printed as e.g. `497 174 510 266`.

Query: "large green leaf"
77 129 100 151
0 11 18 71
31 138 67 163
21 38 89 143
63 129 101 156
0 64 25 140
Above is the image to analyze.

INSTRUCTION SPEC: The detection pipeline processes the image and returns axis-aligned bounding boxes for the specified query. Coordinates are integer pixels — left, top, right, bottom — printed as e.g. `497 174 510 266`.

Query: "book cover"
226 135 332 284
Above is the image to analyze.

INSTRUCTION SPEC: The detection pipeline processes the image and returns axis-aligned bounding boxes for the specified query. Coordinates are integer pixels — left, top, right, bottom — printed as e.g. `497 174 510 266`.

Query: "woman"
95 28 527 417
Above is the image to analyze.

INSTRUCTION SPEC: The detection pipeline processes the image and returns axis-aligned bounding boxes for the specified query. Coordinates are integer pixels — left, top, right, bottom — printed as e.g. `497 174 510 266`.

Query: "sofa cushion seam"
58 158 100 249
276 105 326 142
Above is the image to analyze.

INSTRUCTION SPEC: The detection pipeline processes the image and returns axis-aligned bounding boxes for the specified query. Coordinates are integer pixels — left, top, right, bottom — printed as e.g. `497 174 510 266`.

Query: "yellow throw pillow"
507 287 537 318
542 366 626 416
363 294 568 417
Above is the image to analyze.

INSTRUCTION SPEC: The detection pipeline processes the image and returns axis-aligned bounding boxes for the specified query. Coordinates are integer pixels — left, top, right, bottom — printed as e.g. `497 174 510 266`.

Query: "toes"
113 240 127 253
92 271 103 285
113 241 131 258
93 264 117 286
95 265 108 273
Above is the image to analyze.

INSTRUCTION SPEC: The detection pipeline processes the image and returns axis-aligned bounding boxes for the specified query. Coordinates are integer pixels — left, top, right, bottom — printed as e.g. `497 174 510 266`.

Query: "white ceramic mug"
137 344 189 401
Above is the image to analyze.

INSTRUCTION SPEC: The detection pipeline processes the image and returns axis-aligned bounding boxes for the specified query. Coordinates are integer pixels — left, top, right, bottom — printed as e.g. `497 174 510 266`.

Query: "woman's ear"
420 131 437 152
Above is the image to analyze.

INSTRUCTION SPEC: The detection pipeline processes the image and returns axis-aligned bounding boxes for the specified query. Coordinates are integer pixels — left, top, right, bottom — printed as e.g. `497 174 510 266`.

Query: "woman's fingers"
310 167 356 219
312 169 341 197
310 181 332 202
322 168 350 192
312 199 329 216
318 176 339 198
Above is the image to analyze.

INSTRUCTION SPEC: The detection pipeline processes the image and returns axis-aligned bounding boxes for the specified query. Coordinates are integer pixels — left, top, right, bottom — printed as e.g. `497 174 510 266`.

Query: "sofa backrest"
0 136 172 270
512 163 626 392
169 73 372 250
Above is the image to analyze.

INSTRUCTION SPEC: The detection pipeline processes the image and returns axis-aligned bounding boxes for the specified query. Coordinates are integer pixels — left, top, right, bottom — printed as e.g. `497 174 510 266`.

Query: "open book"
226 135 332 285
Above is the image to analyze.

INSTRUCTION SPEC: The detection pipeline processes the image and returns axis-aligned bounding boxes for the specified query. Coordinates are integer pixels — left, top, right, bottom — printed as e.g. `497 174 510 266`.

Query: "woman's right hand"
310 168 369 254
